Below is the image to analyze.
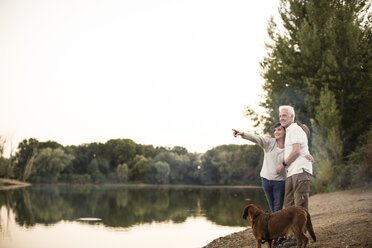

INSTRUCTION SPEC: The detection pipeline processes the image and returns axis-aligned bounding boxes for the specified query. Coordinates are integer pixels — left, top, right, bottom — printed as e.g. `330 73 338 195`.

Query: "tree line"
0 137 263 186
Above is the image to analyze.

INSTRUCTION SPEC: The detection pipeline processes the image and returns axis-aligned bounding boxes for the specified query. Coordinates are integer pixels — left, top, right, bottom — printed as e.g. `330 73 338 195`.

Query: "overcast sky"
0 0 280 154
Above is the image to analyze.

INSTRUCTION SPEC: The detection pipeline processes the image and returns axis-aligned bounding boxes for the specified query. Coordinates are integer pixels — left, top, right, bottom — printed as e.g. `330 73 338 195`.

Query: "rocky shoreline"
203 188 372 248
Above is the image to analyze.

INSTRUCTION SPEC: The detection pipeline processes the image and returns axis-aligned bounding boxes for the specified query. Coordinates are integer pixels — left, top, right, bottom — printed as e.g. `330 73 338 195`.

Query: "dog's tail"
306 211 317 242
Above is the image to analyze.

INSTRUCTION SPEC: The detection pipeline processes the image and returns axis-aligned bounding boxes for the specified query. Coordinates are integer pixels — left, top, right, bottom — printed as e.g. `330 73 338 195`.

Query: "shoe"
280 237 297 247
272 237 286 248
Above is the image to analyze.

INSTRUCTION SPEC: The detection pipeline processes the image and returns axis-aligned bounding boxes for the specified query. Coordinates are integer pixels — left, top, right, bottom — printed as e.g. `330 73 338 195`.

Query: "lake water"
0 185 269 248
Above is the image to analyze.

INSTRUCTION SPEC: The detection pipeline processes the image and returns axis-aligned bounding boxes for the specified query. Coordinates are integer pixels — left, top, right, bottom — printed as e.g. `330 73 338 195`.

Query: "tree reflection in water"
0 185 269 228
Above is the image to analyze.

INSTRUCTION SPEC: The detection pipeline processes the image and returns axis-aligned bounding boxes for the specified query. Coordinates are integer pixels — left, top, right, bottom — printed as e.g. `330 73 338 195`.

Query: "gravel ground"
203 188 372 248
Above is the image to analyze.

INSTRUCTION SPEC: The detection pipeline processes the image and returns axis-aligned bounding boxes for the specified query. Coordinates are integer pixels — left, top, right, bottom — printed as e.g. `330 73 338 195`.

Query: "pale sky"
0 0 280 154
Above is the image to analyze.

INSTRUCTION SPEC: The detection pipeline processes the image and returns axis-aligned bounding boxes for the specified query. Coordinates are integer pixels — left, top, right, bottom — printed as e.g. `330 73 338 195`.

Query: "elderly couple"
233 105 313 213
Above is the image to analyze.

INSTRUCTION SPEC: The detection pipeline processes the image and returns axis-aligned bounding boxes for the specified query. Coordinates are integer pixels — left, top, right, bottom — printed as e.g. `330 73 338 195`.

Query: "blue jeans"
261 177 285 212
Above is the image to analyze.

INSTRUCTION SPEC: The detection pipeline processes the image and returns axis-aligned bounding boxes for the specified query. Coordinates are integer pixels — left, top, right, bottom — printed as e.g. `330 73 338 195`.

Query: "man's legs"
278 173 311 247
261 177 274 212
293 172 311 210
284 176 295 208
278 176 297 247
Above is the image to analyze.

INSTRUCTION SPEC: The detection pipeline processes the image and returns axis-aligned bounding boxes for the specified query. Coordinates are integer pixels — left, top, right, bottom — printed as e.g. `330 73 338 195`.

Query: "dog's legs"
302 236 308 248
298 234 308 248
256 240 262 248
300 218 309 248
292 213 310 248
294 236 302 248
291 225 303 248
293 231 308 248
266 240 272 248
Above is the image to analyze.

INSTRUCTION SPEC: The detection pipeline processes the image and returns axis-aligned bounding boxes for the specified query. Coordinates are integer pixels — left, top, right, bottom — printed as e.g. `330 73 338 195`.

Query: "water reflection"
0 185 269 228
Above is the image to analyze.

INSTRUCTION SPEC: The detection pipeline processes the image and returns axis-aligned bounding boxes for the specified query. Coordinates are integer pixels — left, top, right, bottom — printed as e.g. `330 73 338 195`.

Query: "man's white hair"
279 105 295 121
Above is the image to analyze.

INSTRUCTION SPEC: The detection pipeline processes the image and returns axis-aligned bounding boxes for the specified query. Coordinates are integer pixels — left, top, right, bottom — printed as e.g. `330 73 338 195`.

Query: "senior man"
276 105 313 210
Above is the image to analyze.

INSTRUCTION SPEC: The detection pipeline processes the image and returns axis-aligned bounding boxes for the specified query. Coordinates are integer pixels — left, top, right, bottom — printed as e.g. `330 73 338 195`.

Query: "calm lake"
0 185 269 248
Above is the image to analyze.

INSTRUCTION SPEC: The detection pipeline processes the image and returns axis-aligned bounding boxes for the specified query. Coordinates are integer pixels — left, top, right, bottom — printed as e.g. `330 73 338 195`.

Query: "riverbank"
203 187 372 248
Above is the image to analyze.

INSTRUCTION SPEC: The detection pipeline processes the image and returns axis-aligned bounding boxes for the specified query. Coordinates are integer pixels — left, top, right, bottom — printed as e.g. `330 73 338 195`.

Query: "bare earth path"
203 188 372 248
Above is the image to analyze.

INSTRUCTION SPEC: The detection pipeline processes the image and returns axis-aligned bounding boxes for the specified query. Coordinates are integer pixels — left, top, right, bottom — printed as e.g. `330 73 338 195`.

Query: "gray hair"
279 105 295 121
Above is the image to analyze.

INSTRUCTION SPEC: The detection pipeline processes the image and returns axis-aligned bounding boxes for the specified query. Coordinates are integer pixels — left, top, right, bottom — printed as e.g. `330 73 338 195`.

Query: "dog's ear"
242 206 250 219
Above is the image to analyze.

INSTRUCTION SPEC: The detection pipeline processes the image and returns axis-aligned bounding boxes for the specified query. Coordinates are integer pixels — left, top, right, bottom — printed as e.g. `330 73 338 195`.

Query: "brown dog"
242 204 316 248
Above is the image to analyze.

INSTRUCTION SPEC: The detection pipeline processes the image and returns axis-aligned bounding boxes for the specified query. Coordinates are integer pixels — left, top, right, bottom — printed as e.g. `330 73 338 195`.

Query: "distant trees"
248 0 372 190
129 155 152 182
13 138 39 179
117 163 129 182
0 137 263 186
22 146 38 181
87 158 106 183
0 136 8 177
105 139 139 170
200 145 263 185
31 148 74 183
154 161 170 184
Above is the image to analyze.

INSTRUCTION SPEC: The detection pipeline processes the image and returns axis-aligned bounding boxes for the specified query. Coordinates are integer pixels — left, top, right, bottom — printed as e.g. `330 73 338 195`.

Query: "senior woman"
233 122 287 212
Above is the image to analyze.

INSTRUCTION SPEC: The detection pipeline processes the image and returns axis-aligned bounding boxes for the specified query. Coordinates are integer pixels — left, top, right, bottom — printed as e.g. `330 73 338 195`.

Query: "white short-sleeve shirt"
284 123 313 177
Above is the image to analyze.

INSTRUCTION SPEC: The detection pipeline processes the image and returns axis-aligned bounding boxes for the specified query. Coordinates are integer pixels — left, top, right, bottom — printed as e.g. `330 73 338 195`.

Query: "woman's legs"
271 180 286 247
261 177 274 212
272 180 285 212
261 178 286 213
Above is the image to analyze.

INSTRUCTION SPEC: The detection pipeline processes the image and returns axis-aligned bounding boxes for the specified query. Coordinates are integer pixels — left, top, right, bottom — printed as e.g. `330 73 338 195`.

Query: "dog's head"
242 204 264 222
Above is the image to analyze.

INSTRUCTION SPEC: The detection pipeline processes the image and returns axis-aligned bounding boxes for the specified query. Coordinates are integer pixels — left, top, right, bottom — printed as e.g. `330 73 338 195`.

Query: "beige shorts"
284 171 311 210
